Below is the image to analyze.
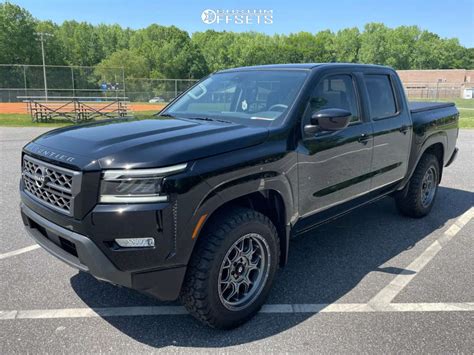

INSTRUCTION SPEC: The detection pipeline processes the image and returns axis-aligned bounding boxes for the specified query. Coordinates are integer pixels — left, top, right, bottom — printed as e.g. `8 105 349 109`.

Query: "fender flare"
184 172 295 266
399 132 447 192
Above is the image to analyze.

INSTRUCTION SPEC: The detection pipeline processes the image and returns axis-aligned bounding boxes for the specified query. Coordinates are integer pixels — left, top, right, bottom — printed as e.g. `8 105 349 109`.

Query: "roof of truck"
217 63 393 73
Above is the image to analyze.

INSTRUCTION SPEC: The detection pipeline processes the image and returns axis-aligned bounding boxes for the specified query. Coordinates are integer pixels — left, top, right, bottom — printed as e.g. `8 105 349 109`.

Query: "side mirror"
304 108 352 134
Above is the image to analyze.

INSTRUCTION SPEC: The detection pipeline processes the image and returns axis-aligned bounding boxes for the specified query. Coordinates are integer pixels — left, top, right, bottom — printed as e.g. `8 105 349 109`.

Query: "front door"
297 73 374 223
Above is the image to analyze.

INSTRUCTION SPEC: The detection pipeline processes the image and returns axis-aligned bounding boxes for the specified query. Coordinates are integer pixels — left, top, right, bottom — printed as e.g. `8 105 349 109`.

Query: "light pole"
35 32 53 101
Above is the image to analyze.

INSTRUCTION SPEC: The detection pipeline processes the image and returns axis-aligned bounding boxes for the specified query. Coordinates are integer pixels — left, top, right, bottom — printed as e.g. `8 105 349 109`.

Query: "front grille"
22 154 80 216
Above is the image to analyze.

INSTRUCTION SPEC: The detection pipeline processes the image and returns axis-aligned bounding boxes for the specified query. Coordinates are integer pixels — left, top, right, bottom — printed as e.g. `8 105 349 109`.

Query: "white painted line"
1 302 473 320
0 311 18 320
0 244 40 260
260 304 293 313
385 303 474 312
14 306 188 319
369 207 474 306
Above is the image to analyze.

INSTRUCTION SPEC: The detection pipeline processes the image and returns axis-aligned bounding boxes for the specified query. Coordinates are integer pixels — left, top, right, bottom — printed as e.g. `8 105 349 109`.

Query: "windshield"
165 70 308 125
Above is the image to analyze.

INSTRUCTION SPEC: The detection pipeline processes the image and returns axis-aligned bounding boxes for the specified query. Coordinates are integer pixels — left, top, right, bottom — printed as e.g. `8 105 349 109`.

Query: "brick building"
397 69 474 99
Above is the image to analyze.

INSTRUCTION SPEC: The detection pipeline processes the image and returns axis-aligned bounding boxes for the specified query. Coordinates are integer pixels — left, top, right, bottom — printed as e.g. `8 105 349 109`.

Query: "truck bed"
409 101 455 113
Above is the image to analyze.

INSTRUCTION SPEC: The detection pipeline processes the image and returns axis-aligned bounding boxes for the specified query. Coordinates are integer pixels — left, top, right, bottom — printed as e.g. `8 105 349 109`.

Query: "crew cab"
20 64 459 329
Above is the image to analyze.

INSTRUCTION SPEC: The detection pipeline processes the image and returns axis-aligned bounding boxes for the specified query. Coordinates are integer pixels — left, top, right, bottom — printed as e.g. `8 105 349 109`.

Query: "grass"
410 98 474 128
1 99 473 128
0 111 158 127
411 97 474 109
458 109 474 128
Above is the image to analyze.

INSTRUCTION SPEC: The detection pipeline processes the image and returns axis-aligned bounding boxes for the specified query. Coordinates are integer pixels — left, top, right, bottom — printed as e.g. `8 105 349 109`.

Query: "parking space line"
0 245 40 260
369 207 474 306
1 302 473 320
1 209 472 322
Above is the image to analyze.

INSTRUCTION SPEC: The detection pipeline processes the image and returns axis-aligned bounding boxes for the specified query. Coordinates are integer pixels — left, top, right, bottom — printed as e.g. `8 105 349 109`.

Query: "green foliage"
54 20 104 66
1 2 473 80
334 28 360 63
95 49 148 79
130 25 208 78
0 2 39 64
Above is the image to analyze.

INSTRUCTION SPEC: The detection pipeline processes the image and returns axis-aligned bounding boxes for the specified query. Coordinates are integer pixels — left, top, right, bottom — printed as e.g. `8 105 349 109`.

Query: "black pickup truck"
20 64 459 328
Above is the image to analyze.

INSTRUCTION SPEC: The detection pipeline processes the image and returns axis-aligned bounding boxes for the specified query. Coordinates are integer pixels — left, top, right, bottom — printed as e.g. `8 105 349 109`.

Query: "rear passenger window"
365 75 397 119
308 75 360 122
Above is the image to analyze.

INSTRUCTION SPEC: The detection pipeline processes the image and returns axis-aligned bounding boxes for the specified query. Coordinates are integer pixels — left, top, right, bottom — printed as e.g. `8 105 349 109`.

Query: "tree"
95 49 149 79
334 28 360 63
192 30 238 72
465 48 474 69
36 21 67 65
284 32 321 62
96 24 131 57
359 23 390 65
1 5 472 76
227 32 281 67
411 31 443 69
313 30 336 62
385 26 420 69
55 21 104 66
130 24 208 78
437 38 469 69
0 3 39 64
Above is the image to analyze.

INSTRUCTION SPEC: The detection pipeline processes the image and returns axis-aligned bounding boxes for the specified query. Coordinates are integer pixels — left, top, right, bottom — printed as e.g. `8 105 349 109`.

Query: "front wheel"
180 208 279 329
395 153 440 218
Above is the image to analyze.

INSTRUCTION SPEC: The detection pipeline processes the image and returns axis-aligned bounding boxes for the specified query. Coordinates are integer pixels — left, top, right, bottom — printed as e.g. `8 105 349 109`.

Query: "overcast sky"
9 0 474 47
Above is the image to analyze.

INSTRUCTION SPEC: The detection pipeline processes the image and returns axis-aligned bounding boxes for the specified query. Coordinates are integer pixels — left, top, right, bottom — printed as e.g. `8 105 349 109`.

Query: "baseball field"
0 100 473 128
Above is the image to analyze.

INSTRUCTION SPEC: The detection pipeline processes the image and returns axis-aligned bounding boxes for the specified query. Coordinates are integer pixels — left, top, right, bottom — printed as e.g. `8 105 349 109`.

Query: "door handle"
358 133 370 145
399 125 409 134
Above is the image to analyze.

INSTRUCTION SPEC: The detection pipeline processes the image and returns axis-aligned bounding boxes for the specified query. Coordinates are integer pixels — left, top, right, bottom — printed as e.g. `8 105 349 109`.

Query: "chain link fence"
403 82 464 100
0 64 198 103
2 64 469 103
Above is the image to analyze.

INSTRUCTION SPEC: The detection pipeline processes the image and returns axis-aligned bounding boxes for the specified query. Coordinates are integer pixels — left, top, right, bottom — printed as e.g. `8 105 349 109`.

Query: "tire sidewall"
206 217 279 327
414 155 440 215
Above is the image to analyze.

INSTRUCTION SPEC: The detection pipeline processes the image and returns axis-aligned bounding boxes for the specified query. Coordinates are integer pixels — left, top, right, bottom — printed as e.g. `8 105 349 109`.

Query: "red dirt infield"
0 102 166 114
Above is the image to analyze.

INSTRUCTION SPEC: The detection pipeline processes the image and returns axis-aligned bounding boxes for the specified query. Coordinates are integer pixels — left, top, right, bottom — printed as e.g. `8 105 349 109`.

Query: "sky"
8 0 474 47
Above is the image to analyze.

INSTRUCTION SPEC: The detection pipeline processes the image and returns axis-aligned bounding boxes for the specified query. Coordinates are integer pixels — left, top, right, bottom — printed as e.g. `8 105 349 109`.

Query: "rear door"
362 71 412 189
297 71 374 221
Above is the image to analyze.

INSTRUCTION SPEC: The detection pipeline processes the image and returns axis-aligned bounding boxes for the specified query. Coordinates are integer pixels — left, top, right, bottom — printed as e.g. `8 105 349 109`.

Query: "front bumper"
21 203 186 300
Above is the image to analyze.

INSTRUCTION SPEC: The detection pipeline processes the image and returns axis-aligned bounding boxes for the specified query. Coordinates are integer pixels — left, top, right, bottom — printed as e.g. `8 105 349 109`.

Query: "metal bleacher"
19 96 129 123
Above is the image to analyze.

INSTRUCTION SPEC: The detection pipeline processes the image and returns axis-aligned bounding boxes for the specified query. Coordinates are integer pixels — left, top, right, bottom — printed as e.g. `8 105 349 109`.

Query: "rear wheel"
396 153 440 218
180 208 279 329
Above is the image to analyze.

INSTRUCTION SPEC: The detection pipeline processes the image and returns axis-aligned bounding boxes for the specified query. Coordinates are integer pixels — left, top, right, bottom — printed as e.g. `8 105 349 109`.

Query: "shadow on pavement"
71 186 474 348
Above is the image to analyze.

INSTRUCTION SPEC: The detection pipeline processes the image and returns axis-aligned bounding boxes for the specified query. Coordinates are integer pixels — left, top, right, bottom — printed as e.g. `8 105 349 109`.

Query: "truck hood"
25 117 269 170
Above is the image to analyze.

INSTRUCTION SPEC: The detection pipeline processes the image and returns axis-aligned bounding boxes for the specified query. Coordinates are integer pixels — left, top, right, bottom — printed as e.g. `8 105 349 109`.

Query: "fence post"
122 67 126 99
174 80 178 98
71 67 75 97
23 65 27 98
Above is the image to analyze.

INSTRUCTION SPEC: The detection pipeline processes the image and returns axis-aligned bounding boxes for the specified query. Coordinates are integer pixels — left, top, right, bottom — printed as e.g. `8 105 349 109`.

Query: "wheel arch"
423 143 444 183
403 133 446 188
194 188 291 267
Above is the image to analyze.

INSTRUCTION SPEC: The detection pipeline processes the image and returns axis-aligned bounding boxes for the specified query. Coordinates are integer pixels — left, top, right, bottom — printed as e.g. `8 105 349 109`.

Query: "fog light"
115 238 155 248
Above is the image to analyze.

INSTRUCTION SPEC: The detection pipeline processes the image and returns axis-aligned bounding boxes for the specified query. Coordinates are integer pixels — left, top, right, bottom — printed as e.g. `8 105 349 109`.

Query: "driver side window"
308 74 360 123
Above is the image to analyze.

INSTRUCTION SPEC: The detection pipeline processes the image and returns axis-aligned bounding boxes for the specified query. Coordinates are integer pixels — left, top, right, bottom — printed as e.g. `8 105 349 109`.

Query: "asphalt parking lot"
1 127 473 353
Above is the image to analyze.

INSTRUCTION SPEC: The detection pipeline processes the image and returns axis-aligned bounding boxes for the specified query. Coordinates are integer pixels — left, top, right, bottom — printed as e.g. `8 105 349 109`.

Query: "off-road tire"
180 208 279 329
395 153 440 218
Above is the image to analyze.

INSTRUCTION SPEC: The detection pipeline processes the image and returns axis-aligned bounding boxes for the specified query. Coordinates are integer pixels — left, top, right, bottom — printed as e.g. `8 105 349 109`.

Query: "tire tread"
180 208 279 328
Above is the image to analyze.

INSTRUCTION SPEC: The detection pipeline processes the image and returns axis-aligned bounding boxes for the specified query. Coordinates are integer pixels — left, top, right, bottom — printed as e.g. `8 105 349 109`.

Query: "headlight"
99 163 187 203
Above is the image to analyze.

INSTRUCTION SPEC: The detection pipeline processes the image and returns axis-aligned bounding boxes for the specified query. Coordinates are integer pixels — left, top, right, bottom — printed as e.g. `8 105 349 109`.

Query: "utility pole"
35 32 53 101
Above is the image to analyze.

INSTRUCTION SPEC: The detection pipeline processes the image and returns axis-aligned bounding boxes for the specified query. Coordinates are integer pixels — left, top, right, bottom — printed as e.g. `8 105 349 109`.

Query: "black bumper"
21 203 186 300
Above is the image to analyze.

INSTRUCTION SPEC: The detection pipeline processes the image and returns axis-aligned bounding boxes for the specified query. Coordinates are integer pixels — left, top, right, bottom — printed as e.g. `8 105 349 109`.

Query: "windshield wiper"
186 116 232 124
157 112 176 118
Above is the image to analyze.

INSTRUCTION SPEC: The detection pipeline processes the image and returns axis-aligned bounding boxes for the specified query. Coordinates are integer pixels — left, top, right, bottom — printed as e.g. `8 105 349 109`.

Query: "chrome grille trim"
22 154 81 216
